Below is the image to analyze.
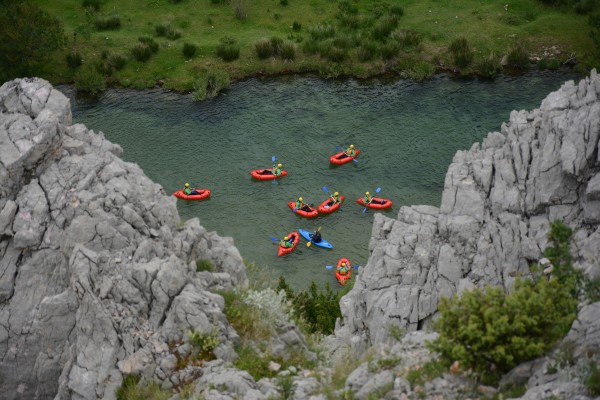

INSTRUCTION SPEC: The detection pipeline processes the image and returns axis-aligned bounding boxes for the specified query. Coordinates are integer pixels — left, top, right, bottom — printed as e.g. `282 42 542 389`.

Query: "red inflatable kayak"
329 149 360 165
335 257 352 285
250 169 288 180
356 197 393 209
317 195 345 214
277 231 300 256
173 189 211 201
287 202 318 218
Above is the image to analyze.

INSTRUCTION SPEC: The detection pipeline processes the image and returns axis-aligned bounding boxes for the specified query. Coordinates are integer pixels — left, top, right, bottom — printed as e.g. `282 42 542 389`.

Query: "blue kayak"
299 228 333 249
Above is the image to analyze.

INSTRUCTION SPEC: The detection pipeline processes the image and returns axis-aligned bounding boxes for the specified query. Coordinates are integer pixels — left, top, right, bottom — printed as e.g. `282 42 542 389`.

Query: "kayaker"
280 236 293 248
309 229 322 243
183 183 201 195
272 163 282 176
337 262 350 275
295 197 312 212
364 191 385 205
327 191 341 207
344 144 356 157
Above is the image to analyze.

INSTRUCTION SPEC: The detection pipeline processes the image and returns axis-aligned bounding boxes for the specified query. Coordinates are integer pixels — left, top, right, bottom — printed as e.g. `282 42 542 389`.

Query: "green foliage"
277 277 345 335
292 21 302 31
308 24 336 40
216 37 240 61
506 43 530 71
397 58 436 81
66 52 83 69
380 42 400 60
82 0 101 12
405 360 446 388
585 360 600 395
270 36 284 55
448 37 474 68
131 37 159 62
234 0 247 21
74 64 106 94
476 52 501 79
391 29 422 48
357 40 378 61
94 14 121 31
255 38 273 59
115 374 170 400
371 16 399 41
188 329 220 360
193 69 230 101
276 375 295 399
182 42 197 58
154 24 181 40
0 0 66 81
279 41 297 61
538 58 561 70
388 325 405 342
280 0 289 5
211 0 229 4
196 259 214 272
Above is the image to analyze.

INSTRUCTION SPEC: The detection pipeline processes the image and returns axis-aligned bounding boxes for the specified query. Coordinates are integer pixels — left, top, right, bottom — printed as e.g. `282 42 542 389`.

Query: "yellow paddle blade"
317 226 322 232
307 241 312 247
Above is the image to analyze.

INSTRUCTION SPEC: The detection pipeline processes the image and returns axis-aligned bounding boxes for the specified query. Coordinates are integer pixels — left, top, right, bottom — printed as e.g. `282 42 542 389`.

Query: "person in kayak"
364 191 386 205
337 262 350 275
295 197 312 212
339 144 356 159
280 236 294 248
259 163 282 175
183 183 202 195
309 229 322 243
326 191 341 207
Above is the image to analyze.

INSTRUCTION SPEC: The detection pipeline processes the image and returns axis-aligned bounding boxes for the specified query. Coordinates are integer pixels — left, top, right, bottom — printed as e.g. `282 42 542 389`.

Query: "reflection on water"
60 70 581 290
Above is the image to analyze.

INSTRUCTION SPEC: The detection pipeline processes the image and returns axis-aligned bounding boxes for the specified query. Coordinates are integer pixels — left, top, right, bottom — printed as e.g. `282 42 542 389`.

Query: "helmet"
342 262 346 266
350 144 354 148
299 197 303 201
366 191 370 195
185 183 190 187
334 192 339 196
284 236 289 240
278 163 282 167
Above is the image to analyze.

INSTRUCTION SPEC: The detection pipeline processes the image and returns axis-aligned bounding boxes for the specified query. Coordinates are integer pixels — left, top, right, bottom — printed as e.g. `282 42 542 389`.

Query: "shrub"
380 42 400 60
182 42 197 58
193 69 230 101
74 64 105 94
391 28 422 48
138 36 159 52
371 15 399 41
307 24 335 40
398 59 436 81
476 52 500 79
585 361 600 396
506 43 530 71
449 37 474 68
94 14 121 30
234 0 247 20
292 21 301 31
280 0 288 5
320 42 347 63
82 0 101 12
270 36 284 55
154 24 181 40
211 0 229 3
116 374 140 400
279 41 296 61
115 375 170 400
333 33 356 50
66 52 82 69
188 330 219 360
357 40 378 61
301 39 320 55
389 4 404 17
538 58 561 70
107 54 126 71
196 259 214 272
255 38 273 59
216 37 240 61
131 44 152 62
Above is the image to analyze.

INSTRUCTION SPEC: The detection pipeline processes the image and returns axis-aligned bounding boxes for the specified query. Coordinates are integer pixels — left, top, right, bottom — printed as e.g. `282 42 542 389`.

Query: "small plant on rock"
196 259 214 272
188 329 220 360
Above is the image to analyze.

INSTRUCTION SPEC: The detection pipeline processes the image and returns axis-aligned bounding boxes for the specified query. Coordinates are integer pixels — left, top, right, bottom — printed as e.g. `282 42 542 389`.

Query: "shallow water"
61 70 581 290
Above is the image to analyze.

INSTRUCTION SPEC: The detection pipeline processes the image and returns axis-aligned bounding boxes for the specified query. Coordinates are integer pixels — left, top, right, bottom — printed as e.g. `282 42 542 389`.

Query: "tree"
0 0 66 81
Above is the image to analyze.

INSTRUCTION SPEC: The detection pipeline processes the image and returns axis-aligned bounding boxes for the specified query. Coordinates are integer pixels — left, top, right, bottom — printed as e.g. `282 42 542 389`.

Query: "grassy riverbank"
34 0 596 91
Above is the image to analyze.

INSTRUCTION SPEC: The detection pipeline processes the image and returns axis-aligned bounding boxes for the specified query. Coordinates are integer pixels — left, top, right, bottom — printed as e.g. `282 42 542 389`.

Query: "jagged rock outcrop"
0 78 264 400
333 71 600 398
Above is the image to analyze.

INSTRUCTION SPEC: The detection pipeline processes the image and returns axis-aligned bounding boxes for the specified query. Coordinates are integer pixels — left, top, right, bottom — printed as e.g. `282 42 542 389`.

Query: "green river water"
61 71 581 290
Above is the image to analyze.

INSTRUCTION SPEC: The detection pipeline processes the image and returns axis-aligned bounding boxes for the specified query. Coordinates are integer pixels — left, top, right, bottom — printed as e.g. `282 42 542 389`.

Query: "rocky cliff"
1 71 599 400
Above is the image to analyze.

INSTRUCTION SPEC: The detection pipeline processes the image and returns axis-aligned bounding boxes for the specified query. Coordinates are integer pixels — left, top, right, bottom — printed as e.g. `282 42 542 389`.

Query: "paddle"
306 226 322 247
325 264 360 269
271 155 278 185
322 186 343 211
271 237 280 242
335 146 358 163
362 187 381 214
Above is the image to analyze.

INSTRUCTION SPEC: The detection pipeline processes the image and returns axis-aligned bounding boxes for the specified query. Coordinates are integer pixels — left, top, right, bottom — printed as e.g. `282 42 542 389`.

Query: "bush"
320 42 347 63
270 36 284 55
94 14 121 30
116 374 141 400
66 52 82 69
476 52 500 79
301 39 320 55
234 0 247 20
82 0 101 12
131 44 152 62
216 37 240 61
538 58 561 70
211 0 228 3
280 0 288 5
182 42 197 58
279 41 296 60
391 28 422 48
506 43 530 71
74 64 106 94
307 24 335 40
188 330 219 360
449 37 474 68
107 54 126 71
389 4 404 17
154 24 181 40
292 21 301 31
196 259 214 272
357 40 378 61
115 374 170 400
380 42 400 60
371 15 399 41
399 59 436 81
193 69 230 101
585 361 600 396
255 38 273 59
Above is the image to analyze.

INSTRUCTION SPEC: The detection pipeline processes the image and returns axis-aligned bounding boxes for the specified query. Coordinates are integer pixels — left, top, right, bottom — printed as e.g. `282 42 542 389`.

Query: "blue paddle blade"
272 155 276 162
292 208 297 213
362 207 367 214
352 158 359 163
323 186 328 193
271 237 280 241
325 265 334 269
353 265 360 269
376 187 381 193
272 179 277 185
335 146 342 151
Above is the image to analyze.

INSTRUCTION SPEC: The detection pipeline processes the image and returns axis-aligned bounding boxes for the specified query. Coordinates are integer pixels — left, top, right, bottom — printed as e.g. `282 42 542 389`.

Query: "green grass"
34 0 596 91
